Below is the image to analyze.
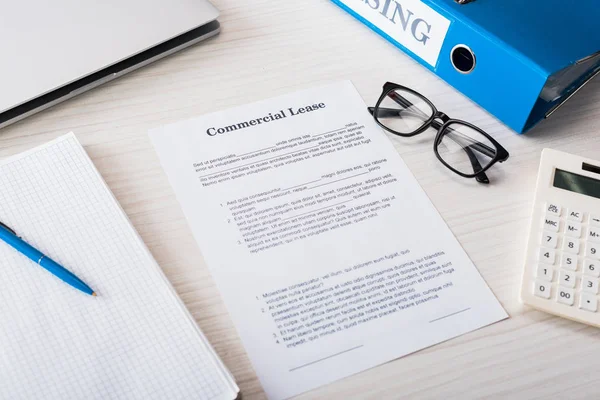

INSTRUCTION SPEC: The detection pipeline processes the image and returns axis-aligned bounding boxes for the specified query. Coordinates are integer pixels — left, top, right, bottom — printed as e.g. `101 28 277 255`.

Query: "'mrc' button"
543 215 560 233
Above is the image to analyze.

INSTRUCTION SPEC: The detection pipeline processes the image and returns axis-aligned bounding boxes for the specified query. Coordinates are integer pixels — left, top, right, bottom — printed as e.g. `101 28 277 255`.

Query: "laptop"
0 0 220 129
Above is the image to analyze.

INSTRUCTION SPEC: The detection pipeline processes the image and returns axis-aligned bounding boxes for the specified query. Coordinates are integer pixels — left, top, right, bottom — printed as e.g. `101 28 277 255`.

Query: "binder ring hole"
451 45 476 74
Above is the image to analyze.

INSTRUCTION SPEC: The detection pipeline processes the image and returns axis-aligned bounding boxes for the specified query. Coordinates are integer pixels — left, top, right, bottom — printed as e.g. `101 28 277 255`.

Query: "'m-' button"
566 222 582 238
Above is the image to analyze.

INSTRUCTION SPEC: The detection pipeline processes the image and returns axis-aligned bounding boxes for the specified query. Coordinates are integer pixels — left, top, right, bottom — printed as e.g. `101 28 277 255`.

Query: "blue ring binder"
331 0 600 133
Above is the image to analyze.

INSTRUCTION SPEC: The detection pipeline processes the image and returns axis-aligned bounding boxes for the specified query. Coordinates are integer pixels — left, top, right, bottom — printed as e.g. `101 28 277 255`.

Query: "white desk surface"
2 1 600 399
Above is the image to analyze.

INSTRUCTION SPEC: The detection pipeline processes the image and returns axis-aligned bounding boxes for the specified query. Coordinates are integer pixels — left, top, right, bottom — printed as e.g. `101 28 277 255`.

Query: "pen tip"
92 292 97 297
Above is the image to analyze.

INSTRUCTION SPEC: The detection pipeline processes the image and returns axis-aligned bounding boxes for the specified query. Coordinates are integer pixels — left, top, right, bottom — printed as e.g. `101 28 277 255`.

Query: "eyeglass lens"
436 123 497 176
375 89 433 134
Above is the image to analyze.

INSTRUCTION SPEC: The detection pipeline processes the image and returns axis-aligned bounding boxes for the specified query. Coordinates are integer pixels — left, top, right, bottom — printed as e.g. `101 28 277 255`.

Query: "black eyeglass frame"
368 82 510 184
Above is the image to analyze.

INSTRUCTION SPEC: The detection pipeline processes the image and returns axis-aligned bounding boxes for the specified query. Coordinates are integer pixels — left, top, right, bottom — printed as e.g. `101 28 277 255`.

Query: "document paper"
0 134 238 400
149 81 507 400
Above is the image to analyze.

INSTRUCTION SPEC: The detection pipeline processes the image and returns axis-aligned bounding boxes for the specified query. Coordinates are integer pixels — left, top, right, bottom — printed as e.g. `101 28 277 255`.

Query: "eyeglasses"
368 82 509 184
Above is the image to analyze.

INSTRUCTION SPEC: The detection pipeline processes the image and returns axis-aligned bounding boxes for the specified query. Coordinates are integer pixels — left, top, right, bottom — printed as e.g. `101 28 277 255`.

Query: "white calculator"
521 149 600 326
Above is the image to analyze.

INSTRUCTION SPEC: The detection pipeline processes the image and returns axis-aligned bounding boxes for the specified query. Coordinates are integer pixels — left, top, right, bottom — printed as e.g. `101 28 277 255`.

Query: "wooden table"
2 1 600 398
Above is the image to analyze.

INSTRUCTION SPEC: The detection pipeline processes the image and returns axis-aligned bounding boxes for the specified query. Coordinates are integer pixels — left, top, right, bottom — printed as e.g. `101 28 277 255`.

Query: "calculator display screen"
553 169 600 199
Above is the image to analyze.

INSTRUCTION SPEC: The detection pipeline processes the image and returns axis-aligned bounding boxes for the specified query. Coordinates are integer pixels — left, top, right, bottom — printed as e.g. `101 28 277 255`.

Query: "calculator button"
562 238 580 254
561 254 578 271
536 265 553 281
565 222 582 238
556 287 575 306
582 277 600 294
584 260 600 277
545 203 561 216
559 270 576 288
579 293 598 312
543 215 560 232
587 227 600 243
585 243 600 260
591 215 600 227
534 281 551 299
541 232 558 249
567 209 584 222
539 249 556 264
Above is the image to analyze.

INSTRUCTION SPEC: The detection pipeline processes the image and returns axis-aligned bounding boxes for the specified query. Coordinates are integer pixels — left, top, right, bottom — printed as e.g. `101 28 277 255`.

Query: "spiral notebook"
0 133 239 399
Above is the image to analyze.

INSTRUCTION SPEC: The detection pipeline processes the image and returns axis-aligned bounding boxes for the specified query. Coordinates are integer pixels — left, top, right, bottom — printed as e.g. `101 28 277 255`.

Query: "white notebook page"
0 133 238 400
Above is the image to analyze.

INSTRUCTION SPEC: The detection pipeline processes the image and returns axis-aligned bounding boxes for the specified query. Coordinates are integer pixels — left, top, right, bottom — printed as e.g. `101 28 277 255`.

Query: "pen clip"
0 221 17 235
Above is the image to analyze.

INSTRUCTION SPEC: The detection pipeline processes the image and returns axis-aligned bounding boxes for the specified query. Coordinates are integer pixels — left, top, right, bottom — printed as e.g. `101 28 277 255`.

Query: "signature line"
429 308 471 323
289 345 364 372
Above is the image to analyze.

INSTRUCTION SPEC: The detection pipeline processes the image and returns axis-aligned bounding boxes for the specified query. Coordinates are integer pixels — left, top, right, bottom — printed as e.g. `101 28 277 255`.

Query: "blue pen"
0 221 96 296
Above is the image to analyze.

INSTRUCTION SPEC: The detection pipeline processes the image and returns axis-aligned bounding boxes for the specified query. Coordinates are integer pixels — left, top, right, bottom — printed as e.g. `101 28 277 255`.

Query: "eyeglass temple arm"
456 142 489 184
